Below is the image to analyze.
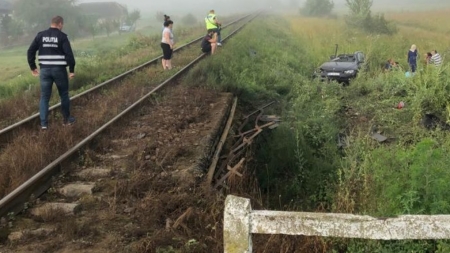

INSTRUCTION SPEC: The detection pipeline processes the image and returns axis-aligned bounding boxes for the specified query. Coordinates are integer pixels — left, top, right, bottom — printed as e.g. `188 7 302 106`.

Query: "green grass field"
0 21 159 87
0 19 208 100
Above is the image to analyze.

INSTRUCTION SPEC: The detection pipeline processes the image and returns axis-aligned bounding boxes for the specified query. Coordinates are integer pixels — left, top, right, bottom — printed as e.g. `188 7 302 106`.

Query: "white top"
161 27 173 44
431 53 442 66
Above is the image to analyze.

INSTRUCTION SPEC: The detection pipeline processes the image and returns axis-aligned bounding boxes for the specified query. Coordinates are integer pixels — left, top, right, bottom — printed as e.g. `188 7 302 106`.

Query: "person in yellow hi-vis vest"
205 10 222 46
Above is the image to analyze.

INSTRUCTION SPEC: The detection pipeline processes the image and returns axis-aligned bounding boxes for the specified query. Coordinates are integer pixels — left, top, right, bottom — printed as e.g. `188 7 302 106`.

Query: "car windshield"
333 55 355 62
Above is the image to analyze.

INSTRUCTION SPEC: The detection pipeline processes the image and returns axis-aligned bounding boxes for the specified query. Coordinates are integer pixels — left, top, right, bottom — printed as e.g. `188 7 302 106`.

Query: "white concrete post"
224 195 252 253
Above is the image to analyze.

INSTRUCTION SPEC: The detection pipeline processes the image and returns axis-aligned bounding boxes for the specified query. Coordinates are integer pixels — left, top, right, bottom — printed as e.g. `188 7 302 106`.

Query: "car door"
355 52 365 69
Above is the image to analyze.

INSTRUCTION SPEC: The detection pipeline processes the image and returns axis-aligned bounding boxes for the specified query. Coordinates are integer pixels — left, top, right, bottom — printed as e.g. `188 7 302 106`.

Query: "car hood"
320 62 358 71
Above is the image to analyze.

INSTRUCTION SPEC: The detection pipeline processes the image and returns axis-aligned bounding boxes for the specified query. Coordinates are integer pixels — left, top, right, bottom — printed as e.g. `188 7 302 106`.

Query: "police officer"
205 10 222 46
27 16 76 130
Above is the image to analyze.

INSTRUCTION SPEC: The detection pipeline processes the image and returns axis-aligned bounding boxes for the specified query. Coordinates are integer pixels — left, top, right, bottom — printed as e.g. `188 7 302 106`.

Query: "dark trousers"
39 67 70 127
211 28 222 43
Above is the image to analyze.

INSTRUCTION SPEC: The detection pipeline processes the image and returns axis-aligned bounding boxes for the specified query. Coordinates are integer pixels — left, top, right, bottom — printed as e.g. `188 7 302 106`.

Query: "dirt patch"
0 83 233 253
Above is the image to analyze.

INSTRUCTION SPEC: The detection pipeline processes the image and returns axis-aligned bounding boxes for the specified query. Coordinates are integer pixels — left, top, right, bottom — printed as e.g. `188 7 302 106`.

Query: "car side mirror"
356 53 365 63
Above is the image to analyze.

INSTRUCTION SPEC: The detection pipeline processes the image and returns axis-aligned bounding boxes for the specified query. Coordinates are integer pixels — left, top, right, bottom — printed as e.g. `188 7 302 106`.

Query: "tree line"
0 0 140 46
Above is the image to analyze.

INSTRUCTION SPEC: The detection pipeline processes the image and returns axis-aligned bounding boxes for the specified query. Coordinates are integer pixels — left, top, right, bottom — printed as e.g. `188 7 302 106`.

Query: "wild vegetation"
186 5 450 252
300 0 334 17
344 0 397 35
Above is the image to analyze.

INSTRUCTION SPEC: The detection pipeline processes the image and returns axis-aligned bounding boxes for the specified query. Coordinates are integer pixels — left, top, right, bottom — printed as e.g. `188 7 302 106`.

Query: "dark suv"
314 51 365 84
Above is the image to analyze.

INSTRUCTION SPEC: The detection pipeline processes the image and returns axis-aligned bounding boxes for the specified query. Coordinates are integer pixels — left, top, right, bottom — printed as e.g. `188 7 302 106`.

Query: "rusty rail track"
0 13 252 146
0 12 261 220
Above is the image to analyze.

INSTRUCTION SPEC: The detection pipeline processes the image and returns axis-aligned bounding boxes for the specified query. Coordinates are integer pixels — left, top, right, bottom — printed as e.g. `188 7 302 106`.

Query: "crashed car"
314 45 365 84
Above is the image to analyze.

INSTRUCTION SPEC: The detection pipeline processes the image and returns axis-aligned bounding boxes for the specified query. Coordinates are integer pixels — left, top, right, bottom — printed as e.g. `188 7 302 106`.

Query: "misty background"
0 0 445 49
77 0 443 16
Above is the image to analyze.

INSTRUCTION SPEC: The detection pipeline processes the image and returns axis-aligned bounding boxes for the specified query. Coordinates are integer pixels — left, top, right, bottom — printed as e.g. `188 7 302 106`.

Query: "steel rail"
0 12 260 219
0 14 252 139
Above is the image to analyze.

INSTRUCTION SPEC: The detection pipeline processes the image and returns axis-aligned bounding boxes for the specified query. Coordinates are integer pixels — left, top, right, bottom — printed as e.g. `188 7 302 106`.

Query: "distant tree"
181 13 197 26
12 0 81 38
300 0 334 17
100 19 117 37
127 9 141 25
79 14 100 39
346 0 372 17
13 0 76 30
0 14 24 45
345 0 396 34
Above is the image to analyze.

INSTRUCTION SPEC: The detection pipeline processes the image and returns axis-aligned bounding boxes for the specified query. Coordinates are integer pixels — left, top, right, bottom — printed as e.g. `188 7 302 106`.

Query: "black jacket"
27 27 75 73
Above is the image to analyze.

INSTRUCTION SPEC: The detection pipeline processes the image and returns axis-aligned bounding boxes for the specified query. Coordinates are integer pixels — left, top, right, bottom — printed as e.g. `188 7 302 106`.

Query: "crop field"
2 2 450 252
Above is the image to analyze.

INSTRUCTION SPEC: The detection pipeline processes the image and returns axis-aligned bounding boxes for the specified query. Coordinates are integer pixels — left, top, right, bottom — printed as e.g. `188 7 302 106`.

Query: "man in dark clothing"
201 29 217 55
27 16 76 130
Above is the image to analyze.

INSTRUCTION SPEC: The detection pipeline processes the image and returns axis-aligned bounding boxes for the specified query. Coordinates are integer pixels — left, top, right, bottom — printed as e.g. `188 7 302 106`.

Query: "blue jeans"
211 28 222 43
39 67 70 127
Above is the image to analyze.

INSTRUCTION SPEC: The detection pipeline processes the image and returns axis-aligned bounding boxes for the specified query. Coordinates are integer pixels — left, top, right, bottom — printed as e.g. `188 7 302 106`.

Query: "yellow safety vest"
205 14 218 29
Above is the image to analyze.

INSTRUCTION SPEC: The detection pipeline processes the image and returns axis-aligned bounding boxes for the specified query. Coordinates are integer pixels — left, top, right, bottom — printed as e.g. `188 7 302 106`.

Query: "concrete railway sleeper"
0 12 261 228
0 13 253 147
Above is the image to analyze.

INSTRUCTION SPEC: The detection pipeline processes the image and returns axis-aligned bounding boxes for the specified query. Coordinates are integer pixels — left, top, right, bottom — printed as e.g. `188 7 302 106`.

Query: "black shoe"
63 116 76 126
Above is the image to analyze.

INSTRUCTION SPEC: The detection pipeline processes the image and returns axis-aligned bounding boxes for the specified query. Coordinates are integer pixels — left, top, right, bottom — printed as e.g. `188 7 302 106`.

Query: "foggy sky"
76 0 265 16
76 0 441 17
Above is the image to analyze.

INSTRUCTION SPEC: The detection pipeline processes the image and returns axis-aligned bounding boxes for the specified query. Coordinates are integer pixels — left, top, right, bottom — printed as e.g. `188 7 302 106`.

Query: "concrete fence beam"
251 211 450 240
223 195 450 253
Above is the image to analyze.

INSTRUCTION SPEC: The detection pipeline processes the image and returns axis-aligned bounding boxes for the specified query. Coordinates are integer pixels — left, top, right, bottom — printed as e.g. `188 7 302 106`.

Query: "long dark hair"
163 20 173 27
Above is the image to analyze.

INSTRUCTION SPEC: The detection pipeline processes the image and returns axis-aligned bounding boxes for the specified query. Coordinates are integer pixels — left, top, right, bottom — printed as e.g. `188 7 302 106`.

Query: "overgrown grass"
186 10 450 252
185 15 344 209
290 10 450 253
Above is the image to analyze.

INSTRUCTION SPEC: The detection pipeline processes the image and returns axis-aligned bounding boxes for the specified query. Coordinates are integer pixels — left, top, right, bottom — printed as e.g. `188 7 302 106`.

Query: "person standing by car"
407 44 418 73
161 20 174 70
27 16 76 130
201 29 218 55
205 10 222 46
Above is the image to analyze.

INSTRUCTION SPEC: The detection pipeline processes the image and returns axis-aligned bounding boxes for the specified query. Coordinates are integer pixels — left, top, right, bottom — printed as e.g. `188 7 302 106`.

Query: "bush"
346 13 397 35
345 0 397 34
300 0 334 17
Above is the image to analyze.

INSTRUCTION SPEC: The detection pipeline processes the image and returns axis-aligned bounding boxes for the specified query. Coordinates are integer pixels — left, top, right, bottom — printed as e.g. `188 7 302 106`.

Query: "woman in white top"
161 20 174 70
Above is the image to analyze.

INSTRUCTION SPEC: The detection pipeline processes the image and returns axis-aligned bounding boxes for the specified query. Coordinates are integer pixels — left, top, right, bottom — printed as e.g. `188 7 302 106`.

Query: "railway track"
0 12 260 246
0 13 251 146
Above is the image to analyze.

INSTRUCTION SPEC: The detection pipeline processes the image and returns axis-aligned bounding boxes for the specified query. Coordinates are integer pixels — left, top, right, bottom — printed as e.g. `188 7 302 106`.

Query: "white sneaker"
217 43 222 47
